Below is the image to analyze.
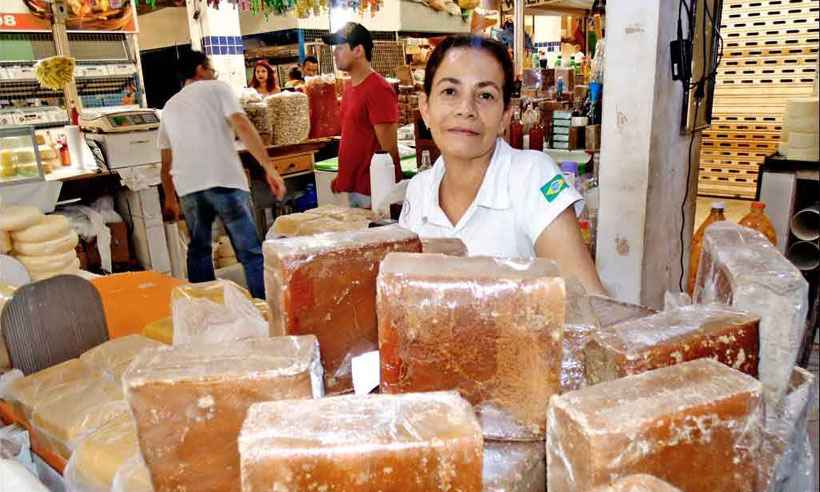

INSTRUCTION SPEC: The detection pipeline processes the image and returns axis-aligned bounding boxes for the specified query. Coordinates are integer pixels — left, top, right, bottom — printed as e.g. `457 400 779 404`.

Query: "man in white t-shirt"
159 51 286 299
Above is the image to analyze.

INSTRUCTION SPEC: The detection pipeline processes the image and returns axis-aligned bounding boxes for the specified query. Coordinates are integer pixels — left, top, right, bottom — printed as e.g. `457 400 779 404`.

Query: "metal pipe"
790 204 820 241
514 0 524 77
787 240 820 271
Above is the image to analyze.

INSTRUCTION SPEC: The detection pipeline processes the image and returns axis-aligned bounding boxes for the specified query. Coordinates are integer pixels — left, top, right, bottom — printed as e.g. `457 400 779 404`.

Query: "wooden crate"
697 0 819 199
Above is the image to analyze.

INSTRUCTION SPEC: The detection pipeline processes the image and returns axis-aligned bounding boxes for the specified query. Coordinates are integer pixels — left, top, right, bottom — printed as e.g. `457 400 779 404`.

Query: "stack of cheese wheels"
0 206 81 281
214 235 238 269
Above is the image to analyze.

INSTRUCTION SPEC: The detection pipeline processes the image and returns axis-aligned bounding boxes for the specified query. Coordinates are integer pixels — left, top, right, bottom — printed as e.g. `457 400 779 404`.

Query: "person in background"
159 51 286 299
250 60 279 96
322 23 401 209
399 35 606 295
285 66 304 90
303 56 320 77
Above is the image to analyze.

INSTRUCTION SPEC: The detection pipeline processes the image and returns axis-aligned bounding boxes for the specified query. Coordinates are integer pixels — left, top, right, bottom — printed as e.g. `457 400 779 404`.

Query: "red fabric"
306 79 341 138
336 72 400 196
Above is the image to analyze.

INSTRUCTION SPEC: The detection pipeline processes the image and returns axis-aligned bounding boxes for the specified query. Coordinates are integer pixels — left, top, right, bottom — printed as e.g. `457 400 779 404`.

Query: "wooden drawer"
272 153 313 176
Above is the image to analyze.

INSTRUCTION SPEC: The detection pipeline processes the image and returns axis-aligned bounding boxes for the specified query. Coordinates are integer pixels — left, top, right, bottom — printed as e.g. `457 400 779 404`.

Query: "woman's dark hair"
178 50 208 81
288 66 304 81
250 60 277 93
424 35 514 108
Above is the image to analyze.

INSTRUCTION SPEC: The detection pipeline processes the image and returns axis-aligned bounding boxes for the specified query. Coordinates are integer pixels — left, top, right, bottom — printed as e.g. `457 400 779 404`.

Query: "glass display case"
0 125 45 187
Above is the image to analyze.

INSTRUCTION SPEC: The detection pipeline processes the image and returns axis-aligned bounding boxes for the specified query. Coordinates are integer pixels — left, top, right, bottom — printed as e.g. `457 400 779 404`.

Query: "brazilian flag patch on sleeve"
540 174 569 203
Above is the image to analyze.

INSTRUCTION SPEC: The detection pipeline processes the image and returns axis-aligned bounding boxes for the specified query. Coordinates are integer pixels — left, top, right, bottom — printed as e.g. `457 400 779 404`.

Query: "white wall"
533 15 561 44
137 7 191 51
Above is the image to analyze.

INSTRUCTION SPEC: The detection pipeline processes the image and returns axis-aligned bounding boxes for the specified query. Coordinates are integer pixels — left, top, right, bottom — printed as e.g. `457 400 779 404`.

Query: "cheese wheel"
0 231 10 254
13 231 79 257
30 258 81 282
16 249 77 273
0 206 44 232
12 214 71 242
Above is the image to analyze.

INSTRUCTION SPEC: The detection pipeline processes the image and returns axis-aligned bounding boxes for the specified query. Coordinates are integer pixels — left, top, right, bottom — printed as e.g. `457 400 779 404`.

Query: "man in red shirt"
323 23 401 208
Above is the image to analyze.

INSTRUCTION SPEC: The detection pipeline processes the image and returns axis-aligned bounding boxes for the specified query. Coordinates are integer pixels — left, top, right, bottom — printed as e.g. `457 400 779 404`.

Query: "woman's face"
420 47 511 163
255 66 268 83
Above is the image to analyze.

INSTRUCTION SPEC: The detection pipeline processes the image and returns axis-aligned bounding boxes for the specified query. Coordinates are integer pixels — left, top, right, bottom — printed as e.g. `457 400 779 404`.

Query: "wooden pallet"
697 0 819 199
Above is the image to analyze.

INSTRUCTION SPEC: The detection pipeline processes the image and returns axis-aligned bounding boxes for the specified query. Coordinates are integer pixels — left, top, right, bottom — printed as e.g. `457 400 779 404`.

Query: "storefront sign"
0 0 137 32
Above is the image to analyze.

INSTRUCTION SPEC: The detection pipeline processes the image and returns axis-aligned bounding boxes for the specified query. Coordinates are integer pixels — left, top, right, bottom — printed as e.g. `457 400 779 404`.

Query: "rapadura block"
123 336 323 492
421 237 468 256
264 225 421 394
238 391 483 492
693 222 809 405
588 295 657 328
584 304 760 385
4 358 98 422
378 253 565 441
547 358 763 492
80 335 163 383
561 279 599 393
63 413 140 492
591 475 682 492
482 441 545 492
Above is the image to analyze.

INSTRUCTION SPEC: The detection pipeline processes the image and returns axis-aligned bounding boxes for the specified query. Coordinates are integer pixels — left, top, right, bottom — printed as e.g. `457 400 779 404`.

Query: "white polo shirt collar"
420 139 513 230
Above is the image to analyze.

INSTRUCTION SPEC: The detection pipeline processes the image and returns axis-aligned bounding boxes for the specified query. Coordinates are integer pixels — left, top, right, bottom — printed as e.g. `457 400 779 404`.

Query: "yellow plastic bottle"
688 202 726 295
739 201 777 246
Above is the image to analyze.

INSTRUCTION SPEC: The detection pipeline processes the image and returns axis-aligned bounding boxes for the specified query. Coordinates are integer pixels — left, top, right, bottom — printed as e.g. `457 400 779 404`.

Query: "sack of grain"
266 92 310 145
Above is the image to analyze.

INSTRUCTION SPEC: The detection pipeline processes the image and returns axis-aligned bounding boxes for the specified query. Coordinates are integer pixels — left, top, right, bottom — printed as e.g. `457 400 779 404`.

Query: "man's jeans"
180 187 265 299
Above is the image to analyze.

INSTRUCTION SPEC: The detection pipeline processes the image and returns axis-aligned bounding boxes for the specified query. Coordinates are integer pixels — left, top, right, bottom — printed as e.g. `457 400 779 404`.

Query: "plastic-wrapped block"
80 335 163 383
4 358 97 421
30 377 127 459
482 441 545 492
585 304 760 385
693 222 809 405
421 237 468 256
591 475 682 491
378 253 565 441
561 279 599 393
238 391 483 492
547 358 763 491
123 336 323 492
111 454 153 492
264 225 421 394
757 367 818 492
171 279 268 346
588 295 657 328
63 413 139 492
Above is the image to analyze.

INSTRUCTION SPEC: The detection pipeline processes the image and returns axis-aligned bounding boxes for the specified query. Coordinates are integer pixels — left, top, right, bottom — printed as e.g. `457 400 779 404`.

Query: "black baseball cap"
321 22 373 54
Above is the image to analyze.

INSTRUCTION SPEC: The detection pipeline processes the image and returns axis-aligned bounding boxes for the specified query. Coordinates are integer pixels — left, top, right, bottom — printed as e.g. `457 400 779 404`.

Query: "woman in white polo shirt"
400 35 605 295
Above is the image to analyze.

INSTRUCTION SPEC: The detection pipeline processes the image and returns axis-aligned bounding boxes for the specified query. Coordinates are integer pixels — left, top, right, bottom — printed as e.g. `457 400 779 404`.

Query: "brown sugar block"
588 295 657 328
547 358 763 492
80 335 163 383
123 336 323 492
592 474 682 491
378 253 565 441
482 441 545 492
584 304 760 385
239 391 483 492
561 278 599 393
63 412 140 491
264 225 421 394
5 358 98 422
693 222 809 406
421 237 468 256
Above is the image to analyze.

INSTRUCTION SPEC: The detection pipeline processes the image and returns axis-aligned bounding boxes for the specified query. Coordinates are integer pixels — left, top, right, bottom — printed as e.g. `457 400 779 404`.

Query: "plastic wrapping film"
238 391 483 492
270 206 375 238
0 283 16 370
4 358 98 421
80 335 163 383
171 279 269 346
378 253 565 441
588 295 657 328
63 412 139 492
757 366 818 492
693 222 809 405
123 336 323 492
561 279 599 393
264 225 421 394
420 237 468 256
482 441 545 492
547 358 764 491
584 304 760 385
591 474 682 491
30 376 127 459
111 454 154 492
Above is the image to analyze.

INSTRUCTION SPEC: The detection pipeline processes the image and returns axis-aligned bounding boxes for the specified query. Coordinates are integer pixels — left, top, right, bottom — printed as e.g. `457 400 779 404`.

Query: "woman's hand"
266 170 287 201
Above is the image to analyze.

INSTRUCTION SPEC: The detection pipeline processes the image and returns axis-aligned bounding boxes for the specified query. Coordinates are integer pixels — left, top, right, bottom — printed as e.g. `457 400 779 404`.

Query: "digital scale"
80 107 161 170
